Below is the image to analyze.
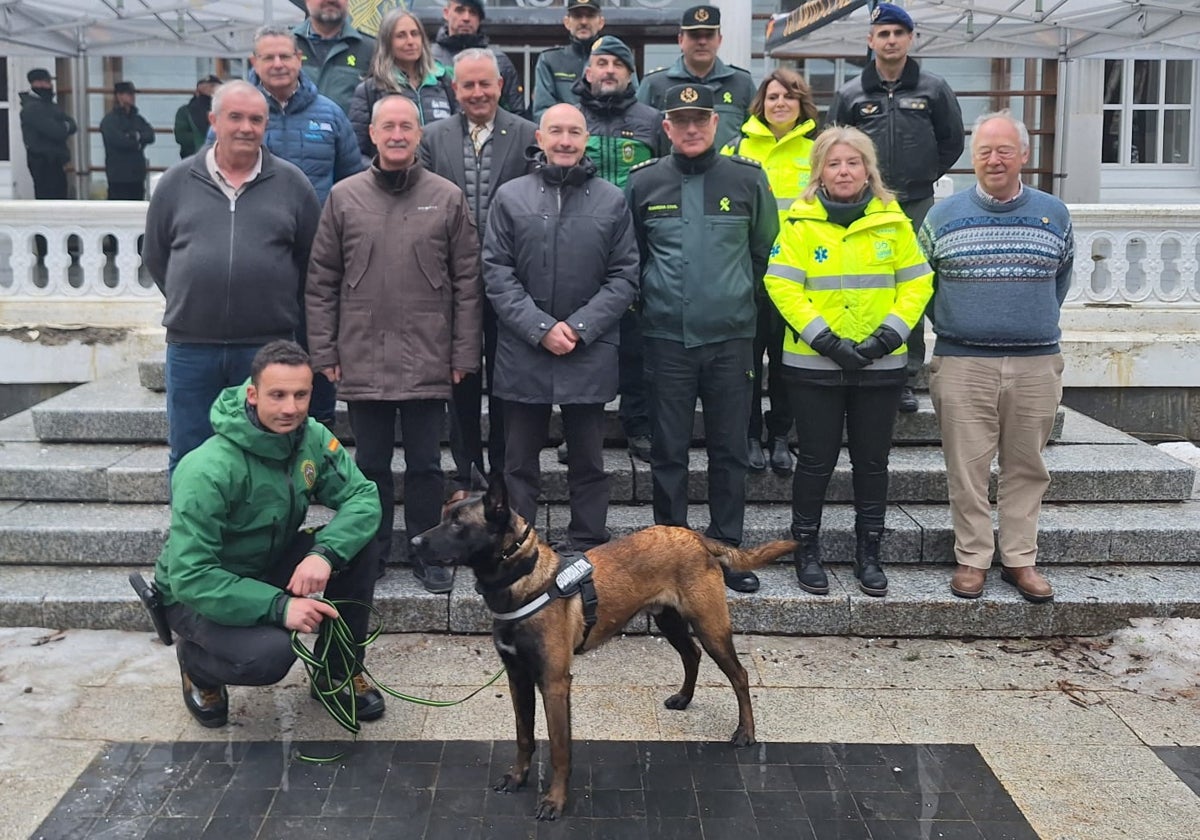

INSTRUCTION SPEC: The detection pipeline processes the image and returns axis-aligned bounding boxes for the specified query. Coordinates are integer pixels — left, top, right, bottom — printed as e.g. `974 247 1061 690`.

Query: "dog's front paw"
663 692 692 710
729 727 757 748
493 772 527 793
535 795 565 821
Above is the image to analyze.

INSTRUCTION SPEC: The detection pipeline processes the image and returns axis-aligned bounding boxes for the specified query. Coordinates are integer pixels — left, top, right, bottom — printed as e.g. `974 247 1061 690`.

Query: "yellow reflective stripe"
767 263 806 284
895 262 932 283
804 273 895 291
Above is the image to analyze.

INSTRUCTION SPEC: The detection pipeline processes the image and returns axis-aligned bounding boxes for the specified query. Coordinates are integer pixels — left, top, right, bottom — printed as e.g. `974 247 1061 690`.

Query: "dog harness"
489 550 600 650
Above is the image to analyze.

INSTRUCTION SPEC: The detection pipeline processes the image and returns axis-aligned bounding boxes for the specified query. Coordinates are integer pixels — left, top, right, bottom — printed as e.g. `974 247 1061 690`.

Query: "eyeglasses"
973 145 1019 161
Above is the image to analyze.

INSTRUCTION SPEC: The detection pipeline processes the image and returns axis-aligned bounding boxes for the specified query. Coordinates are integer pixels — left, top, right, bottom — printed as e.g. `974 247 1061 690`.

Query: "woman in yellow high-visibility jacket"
721 68 818 477
764 126 933 599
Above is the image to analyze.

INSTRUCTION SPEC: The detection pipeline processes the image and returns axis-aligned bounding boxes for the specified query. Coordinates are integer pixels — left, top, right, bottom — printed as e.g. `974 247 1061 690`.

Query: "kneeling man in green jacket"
154 340 385 729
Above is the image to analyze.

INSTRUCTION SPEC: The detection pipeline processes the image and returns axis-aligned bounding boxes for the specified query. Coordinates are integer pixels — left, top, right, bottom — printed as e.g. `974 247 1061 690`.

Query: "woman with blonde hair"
764 126 933 598
348 9 456 159
722 68 819 477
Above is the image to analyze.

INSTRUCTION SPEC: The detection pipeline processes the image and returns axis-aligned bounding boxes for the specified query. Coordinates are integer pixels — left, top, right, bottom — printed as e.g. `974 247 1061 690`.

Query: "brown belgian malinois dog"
409 471 797 820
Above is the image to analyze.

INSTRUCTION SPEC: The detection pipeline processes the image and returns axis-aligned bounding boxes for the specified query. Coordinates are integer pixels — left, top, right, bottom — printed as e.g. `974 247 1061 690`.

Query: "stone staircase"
0 362 1197 637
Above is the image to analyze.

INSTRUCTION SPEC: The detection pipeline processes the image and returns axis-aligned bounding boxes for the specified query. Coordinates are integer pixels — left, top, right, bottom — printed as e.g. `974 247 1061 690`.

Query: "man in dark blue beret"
827 1 964 413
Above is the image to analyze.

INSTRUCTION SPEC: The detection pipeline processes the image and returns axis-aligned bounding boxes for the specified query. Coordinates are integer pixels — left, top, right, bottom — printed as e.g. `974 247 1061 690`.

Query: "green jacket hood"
209 380 301 462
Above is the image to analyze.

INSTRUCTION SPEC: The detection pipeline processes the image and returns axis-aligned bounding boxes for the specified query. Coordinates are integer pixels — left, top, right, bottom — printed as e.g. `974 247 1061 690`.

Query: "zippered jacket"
431 26 527 117
826 59 963 203
348 67 457 160
764 196 933 372
637 56 755 152
154 382 381 627
294 19 376 113
626 149 778 348
721 115 816 220
482 153 639 404
143 147 322 343
574 78 665 189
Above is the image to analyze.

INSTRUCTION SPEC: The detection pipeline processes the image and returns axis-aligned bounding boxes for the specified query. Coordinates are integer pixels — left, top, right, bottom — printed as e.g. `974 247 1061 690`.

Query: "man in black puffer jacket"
19 68 77 199
482 104 639 551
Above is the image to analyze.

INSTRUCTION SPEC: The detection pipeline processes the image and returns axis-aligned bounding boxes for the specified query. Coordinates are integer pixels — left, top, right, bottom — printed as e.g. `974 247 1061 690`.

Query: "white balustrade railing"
0 201 156 299
1 201 1199 308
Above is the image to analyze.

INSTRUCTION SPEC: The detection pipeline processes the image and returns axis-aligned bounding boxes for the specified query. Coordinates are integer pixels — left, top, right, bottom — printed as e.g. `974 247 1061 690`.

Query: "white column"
1060 58 1103 203
715 0 754 72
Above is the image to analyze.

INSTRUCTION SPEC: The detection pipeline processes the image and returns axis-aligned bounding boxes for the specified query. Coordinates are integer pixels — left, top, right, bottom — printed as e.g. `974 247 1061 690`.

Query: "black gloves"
808 328 869 371
855 324 904 360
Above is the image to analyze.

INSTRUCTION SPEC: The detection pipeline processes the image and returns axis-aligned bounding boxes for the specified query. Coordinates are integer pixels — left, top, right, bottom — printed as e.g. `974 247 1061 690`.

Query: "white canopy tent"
767 0 1200 59
0 0 302 57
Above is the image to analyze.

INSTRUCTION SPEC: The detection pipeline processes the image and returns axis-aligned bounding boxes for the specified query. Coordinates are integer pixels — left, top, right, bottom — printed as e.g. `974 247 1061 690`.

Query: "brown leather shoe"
950 564 986 599
1000 565 1053 603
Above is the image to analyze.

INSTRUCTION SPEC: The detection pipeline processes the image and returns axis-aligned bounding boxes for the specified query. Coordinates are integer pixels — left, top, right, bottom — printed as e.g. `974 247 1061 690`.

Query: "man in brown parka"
307 95 482 592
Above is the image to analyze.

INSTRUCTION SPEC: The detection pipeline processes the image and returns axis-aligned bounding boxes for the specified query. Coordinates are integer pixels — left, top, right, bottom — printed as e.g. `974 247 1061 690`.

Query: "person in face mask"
19 68 78 199
174 75 221 159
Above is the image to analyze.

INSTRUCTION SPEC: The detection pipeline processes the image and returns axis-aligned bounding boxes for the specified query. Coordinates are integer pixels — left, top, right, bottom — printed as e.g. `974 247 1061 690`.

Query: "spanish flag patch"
328 438 340 453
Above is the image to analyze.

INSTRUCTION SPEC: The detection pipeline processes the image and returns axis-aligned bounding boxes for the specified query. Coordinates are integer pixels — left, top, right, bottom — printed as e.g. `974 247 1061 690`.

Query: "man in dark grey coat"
482 104 638 550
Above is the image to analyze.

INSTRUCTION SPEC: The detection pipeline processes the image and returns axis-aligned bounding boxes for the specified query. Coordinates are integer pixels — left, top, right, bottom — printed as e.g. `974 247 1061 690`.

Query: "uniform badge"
874 239 893 261
860 103 879 115
814 246 829 263
695 7 710 22
719 196 731 212
347 55 356 67
622 143 635 163
723 91 733 104
680 86 699 104
301 459 317 489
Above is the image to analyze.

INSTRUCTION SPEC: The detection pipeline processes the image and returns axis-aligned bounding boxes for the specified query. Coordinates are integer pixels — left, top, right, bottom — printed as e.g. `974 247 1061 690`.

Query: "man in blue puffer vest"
249 24 363 205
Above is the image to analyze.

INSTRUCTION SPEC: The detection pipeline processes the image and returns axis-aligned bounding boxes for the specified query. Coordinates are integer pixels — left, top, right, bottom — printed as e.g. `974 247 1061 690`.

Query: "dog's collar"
500 520 534 561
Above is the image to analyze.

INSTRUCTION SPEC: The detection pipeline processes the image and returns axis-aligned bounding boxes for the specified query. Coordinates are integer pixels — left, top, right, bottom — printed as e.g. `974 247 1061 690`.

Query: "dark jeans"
108 181 145 200
29 156 68 199
504 401 609 550
617 309 651 439
750 297 793 442
645 337 752 546
166 529 377 689
347 399 444 564
449 299 503 489
899 196 935 381
784 373 903 534
165 342 262 476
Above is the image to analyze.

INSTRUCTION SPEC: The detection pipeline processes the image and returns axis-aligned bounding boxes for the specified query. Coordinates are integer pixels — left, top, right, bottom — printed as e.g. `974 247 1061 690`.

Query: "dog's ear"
469 464 489 493
483 470 509 525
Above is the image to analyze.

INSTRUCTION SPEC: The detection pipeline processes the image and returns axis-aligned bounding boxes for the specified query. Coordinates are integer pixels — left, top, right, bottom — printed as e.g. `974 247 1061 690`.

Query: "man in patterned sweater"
919 110 1074 604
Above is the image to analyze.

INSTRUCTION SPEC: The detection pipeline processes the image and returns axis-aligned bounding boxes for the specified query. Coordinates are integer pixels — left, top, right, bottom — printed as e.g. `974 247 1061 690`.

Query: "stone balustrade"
0 200 1198 388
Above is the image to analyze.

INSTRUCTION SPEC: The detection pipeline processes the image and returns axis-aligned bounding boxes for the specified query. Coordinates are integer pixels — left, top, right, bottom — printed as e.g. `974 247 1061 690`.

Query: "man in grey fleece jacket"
144 80 322 477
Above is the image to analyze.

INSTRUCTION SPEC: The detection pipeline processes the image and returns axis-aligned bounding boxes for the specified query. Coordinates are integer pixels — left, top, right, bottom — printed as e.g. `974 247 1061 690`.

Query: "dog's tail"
702 536 798 572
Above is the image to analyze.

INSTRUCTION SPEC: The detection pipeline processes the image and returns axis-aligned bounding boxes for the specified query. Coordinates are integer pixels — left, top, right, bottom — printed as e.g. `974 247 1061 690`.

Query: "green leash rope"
289 598 506 763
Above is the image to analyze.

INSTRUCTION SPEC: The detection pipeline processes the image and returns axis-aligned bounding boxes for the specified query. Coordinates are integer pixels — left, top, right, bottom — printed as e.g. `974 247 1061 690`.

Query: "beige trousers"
929 354 1064 569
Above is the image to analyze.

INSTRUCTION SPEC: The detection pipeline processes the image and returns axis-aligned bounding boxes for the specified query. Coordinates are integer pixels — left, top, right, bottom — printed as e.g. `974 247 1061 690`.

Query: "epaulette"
629 158 659 174
728 154 762 169
727 64 752 75
644 66 667 75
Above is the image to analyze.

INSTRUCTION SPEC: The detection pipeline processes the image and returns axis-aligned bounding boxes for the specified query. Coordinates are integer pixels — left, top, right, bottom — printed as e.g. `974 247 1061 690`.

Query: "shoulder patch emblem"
327 437 341 452
301 459 317 489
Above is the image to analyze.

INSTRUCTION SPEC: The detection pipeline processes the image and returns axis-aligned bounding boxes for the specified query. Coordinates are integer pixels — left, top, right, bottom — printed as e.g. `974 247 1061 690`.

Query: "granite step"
0 435 1191 504
1 500 1197 567
4 562 1199 638
34 366 1062 446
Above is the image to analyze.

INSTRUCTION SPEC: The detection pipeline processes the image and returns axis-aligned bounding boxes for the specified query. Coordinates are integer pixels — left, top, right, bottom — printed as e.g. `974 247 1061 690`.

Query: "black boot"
792 530 828 595
854 529 888 597
768 437 794 475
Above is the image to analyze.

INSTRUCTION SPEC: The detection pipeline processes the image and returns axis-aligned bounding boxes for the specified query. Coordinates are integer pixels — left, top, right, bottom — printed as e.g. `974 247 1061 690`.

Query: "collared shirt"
467 118 495 155
975 181 1024 206
206 145 263 202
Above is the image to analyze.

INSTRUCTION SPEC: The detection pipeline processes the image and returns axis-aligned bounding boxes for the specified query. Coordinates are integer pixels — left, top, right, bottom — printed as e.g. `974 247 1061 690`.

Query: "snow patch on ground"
1088 617 1200 700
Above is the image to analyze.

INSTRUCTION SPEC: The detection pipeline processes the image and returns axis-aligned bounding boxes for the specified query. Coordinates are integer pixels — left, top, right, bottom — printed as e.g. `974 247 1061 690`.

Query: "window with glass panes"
1102 59 1194 165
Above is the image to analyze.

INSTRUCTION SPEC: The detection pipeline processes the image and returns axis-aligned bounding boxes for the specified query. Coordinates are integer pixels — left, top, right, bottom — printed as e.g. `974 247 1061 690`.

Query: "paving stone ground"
3 624 1199 840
